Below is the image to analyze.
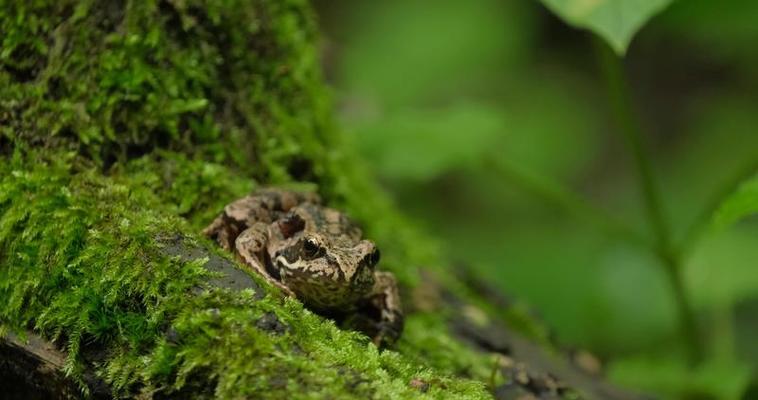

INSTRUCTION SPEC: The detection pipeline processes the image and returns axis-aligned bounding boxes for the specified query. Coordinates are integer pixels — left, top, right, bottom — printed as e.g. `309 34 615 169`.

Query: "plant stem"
594 38 702 364
484 156 647 247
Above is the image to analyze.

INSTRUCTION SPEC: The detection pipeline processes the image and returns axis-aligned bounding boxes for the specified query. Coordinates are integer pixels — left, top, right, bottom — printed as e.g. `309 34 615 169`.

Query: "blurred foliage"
712 174 758 231
318 0 758 398
608 356 751 400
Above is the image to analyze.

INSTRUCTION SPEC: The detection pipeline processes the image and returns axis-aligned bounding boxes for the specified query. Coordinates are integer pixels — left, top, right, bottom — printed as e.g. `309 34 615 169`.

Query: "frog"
202 188 403 345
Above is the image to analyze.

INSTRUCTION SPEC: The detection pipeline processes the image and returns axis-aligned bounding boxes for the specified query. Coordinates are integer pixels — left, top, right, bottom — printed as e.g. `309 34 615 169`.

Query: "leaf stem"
594 38 702 364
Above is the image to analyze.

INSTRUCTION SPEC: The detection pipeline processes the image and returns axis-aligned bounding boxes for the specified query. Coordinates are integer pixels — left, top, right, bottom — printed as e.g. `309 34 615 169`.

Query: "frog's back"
295 203 362 242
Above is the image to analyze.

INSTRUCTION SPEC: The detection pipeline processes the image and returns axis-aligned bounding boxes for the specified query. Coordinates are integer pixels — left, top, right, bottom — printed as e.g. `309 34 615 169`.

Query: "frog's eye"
370 249 381 265
363 248 380 268
303 237 321 259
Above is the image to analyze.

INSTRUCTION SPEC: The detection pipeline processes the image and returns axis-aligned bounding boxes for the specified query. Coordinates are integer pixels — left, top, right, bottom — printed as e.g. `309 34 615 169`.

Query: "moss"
0 0 436 286
0 152 495 398
1 0 550 398
1 0 329 178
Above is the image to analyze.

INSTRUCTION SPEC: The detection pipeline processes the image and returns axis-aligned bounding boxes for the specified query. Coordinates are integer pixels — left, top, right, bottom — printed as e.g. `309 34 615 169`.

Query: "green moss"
0 152 494 398
0 0 437 286
0 0 549 397
1 0 329 179
398 313 496 380
120 152 254 229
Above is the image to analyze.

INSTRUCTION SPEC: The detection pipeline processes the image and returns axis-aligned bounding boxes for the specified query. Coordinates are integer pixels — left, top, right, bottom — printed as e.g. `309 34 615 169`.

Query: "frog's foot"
235 223 296 297
371 314 404 347
356 271 404 346
203 214 238 251
341 310 403 348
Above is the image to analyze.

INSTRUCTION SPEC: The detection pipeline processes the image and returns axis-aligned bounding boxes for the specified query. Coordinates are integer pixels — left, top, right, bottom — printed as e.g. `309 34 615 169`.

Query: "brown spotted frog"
203 188 403 345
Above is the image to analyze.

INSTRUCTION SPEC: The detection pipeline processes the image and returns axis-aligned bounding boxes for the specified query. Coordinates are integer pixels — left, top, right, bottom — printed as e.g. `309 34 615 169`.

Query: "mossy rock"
0 1 631 399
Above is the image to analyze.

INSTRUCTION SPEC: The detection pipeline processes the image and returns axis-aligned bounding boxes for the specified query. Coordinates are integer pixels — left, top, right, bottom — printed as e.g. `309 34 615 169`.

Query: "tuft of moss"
1 0 330 179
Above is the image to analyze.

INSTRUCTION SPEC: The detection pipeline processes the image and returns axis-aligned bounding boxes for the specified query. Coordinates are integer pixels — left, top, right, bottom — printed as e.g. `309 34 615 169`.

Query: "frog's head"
272 214 380 309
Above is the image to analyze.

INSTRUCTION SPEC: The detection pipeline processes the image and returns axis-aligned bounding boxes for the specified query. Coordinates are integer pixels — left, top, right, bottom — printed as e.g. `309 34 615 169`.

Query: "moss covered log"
0 152 498 398
0 0 638 399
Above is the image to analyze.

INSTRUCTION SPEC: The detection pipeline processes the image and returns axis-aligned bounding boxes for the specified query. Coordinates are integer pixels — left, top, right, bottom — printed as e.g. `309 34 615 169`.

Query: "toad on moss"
203 188 403 345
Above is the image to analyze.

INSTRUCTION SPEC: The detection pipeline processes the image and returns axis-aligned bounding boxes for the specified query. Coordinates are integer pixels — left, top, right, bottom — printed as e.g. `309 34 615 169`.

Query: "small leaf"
712 173 758 230
539 0 672 54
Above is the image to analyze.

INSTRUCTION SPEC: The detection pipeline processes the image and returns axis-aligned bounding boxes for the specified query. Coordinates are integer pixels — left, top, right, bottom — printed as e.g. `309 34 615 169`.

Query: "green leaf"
539 0 672 54
713 173 758 230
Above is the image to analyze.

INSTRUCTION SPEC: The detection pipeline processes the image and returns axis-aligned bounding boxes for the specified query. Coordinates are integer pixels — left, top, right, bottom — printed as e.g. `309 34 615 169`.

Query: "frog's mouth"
274 255 353 302
273 255 298 276
274 255 342 281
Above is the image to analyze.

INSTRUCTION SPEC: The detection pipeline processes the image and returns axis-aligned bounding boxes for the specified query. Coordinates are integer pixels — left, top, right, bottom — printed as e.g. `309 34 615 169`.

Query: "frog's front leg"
367 271 404 346
235 223 296 297
202 213 240 251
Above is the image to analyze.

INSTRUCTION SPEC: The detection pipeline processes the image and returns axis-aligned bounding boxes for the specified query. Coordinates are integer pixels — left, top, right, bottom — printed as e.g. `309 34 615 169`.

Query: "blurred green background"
313 0 758 399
